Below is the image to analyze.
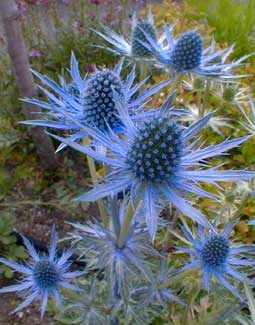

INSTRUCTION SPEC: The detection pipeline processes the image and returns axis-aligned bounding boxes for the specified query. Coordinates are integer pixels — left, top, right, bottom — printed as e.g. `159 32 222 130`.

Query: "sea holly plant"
2 9 255 325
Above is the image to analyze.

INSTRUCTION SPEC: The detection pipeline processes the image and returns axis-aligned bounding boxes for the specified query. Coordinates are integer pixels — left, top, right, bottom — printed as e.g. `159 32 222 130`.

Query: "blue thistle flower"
48 95 255 239
0 226 84 319
139 25 251 80
93 10 162 61
176 220 255 298
21 53 171 151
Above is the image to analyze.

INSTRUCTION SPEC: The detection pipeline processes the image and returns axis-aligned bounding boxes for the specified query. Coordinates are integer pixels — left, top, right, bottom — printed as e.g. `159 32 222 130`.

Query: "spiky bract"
67 82 80 99
69 216 157 298
93 10 162 62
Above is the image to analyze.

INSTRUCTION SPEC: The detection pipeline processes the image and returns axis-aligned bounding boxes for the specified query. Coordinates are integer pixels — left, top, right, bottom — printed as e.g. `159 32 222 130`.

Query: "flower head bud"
84 70 124 130
171 32 203 72
201 235 230 268
222 86 236 102
127 118 183 182
131 20 157 57
33 259 59 290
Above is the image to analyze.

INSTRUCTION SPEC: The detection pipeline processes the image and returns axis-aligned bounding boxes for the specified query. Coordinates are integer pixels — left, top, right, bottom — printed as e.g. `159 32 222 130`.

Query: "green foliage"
44 32 116 75
186 0 255 61
0 211 27 278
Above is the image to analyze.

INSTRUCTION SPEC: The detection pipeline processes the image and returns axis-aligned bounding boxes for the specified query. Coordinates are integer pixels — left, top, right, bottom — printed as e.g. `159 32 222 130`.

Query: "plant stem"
62 288 112 314
139 62 148 83
171 74 183 104
200 79 211 117
83 136 107 226
232 192 250 219
117 199 139 248
109 196 121 238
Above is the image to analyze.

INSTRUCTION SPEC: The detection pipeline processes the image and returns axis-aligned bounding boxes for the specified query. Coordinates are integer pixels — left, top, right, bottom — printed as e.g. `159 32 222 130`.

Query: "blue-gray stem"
200 79 211 117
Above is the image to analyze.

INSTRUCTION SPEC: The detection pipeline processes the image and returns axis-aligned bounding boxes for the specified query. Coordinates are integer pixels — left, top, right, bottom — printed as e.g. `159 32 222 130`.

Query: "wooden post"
0 0 59 169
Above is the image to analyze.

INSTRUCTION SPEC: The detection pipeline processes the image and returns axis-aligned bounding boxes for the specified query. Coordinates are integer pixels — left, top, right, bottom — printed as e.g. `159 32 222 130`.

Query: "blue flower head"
21 53 171 151
83 69 124 131
177 220 255 298
131 18 157 57
140 24 251 80
0 226 84 319
126 117 184 182
93 10 161 61
171 32 203 72
49 94 255 239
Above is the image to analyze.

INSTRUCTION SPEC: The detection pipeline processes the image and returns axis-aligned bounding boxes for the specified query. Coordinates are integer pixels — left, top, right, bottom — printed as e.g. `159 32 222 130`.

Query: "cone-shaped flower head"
0 226 84 319
21 53 171 151
127 117 183 182
177 220 255 298
131 19 157 57
171 32 203 72
83 70 124 130
48 94 255 239
222 86 237 102
33 259 62 292
201 235 230 270
140 24 251 80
